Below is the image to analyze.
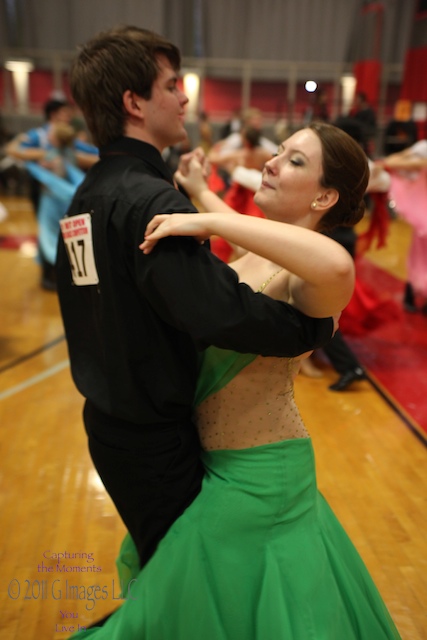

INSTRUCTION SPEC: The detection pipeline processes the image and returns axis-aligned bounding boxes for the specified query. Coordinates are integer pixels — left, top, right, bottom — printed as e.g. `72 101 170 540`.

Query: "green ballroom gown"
71 347 401 640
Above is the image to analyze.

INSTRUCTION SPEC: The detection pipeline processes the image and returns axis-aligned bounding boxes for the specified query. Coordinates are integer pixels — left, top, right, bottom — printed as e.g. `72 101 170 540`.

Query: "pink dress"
388 167 427 297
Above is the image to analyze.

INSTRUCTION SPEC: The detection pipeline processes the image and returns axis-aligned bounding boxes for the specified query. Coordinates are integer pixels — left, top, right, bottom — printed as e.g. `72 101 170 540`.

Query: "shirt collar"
99 136 175 185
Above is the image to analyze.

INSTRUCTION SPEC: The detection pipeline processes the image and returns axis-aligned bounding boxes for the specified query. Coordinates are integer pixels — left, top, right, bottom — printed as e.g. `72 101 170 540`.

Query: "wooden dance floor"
0 195 426 640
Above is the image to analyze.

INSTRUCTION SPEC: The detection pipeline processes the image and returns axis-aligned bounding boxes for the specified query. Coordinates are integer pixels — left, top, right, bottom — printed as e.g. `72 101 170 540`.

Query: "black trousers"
83 400 204 569
322 329 361 374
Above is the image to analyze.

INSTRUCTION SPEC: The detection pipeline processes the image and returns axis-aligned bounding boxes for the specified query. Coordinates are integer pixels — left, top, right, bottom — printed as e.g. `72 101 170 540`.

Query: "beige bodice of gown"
195 355 309 451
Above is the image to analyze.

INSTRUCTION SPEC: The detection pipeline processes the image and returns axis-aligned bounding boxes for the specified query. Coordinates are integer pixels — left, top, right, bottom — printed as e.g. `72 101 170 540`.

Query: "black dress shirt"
56 137 332 426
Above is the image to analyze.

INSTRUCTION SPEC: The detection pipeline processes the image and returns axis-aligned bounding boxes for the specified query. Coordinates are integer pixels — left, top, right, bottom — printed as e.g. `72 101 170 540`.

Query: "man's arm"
74 139 99 169
138 237 333 357
6 134 45 162
133 187 333 359
75 151 99 169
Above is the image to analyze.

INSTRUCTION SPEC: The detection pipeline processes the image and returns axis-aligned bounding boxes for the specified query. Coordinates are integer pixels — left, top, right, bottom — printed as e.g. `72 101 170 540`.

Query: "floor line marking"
0 359 70 401
366 372 427 447
0 335 65 374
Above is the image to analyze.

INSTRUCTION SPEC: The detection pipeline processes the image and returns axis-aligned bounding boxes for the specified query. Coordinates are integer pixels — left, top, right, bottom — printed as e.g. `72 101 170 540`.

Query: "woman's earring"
311 201 317 209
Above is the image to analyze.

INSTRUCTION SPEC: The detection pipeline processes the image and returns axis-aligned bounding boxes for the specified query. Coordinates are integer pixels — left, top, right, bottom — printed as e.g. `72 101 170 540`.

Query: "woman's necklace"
257 268 283 293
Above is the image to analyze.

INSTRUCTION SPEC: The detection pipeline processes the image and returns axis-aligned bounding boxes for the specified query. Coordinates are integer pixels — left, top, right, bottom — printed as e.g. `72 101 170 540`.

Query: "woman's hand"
140 213 212 254
177 146 206 176
175 156 209 199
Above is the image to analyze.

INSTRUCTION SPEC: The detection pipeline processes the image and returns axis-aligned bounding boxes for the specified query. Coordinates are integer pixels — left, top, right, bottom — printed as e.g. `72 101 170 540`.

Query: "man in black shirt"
56 26 335 570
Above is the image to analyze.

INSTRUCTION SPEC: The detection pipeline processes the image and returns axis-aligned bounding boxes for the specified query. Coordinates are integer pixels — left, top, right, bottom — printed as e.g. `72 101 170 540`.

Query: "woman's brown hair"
309 122 370 231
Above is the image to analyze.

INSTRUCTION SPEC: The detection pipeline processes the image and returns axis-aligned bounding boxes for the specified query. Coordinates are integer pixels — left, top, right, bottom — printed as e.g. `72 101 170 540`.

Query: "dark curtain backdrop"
201 0 360 62
0 0 418 71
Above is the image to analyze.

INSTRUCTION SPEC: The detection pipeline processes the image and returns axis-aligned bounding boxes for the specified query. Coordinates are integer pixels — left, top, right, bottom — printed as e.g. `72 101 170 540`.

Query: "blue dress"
26 160 84 264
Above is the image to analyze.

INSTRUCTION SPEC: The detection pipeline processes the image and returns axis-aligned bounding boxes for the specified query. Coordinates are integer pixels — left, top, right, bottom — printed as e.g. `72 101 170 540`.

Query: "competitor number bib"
59 213 99 286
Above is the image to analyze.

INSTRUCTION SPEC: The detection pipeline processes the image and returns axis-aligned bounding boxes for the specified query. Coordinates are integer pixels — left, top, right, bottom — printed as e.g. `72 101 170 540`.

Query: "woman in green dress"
73 123 401 639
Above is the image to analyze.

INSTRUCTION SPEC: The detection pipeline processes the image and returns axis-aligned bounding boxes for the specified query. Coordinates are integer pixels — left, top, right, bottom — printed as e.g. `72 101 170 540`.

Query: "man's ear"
314 188 339 211
123 90 144 120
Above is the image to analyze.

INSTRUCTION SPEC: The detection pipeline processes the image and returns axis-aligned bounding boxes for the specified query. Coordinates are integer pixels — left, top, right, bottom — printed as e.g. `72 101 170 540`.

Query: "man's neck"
124 124 163 154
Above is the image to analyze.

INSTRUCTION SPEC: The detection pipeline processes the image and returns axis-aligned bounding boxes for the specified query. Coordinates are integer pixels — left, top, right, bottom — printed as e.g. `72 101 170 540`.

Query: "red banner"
353 60 382 107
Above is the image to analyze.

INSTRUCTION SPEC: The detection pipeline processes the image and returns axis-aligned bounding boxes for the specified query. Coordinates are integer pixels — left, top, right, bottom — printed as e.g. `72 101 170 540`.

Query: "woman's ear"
314 188 339 211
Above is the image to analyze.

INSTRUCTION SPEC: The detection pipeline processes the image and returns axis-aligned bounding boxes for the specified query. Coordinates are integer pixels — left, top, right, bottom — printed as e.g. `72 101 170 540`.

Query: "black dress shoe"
41 276 57 292
329 367 365 392
41 260 57 292
403 301 418 313
403 282 417 313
